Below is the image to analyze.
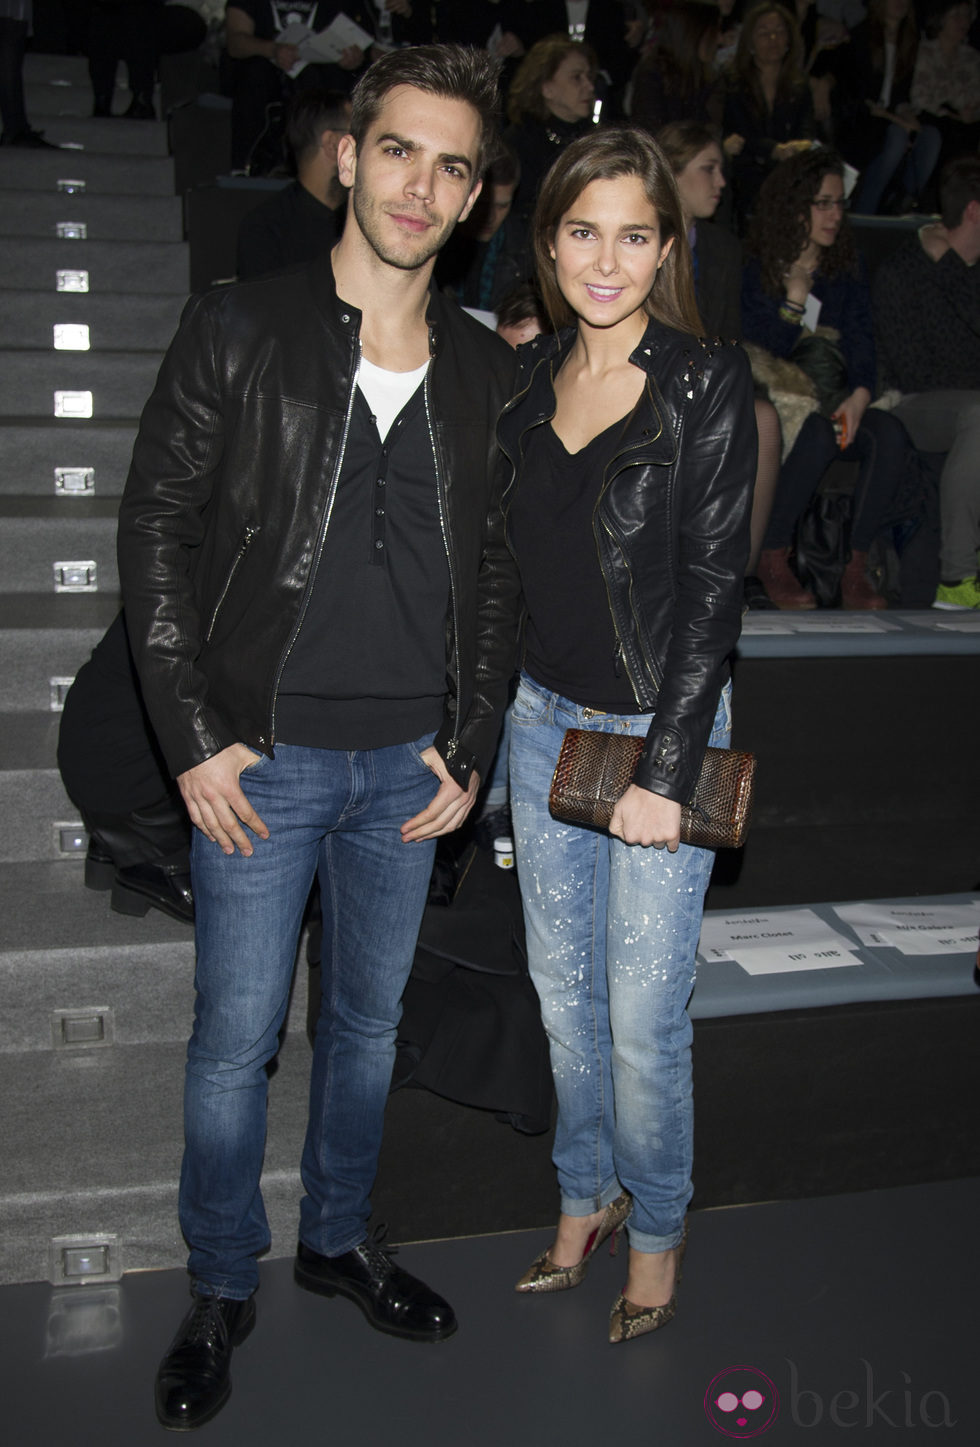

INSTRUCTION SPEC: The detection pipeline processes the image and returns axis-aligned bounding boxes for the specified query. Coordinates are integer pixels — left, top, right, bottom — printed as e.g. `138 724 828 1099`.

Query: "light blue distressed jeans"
510 673 730 1253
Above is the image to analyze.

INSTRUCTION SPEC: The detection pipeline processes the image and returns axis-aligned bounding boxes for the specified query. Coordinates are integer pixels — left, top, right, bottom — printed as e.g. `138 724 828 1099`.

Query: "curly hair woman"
722 2 817 225
742 148 911 607
499 127 755 1339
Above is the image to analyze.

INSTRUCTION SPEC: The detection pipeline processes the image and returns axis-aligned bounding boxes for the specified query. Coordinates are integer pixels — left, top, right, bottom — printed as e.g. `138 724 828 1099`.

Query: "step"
0 597 122 711
0 351 163 418
0 151 174 196
1 235 188 295
0 419 139 497
24 80 112 119
0 291 184 353
0 237 188 294
0 190 183 242
0 497 121 593
0 1034 309 1284
0 861 309 1051
23 54 91 85
34 116 171 158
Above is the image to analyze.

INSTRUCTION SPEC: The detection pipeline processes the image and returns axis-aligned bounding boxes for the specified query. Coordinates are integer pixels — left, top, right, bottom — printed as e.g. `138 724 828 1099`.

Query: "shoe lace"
183 1296 231 1349
359 1222 399 1277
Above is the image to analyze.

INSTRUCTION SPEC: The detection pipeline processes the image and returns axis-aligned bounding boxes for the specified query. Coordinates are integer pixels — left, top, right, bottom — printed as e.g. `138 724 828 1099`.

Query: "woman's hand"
609 785 682 850
783 259 815 306
831 386 871 444
724 132 745 156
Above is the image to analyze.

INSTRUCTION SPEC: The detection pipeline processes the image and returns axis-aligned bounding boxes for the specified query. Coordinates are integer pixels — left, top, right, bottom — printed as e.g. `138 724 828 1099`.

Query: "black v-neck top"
508 415 643 714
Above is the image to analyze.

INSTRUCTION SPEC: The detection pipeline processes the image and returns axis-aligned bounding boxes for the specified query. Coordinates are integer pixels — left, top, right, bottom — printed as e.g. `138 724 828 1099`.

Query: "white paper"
803 292 822 331
486 22 504 55
698 908 858 973
305 13 373 61
834 901 980 957
931 616 980 632
780 613 898 632
734 944 862 975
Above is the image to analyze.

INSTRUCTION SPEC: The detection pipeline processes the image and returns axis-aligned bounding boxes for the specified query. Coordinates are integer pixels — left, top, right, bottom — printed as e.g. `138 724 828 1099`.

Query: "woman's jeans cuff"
559 1180 622 1218
627 1223 686 1254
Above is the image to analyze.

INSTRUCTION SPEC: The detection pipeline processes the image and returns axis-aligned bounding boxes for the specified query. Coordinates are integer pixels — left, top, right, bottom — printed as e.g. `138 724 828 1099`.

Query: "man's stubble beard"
351 181 455 272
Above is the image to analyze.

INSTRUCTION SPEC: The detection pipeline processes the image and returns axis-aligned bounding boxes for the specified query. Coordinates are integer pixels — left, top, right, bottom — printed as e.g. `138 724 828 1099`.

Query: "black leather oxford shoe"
154 1293 255 1431
111 860 194 924
294 1239 457 1342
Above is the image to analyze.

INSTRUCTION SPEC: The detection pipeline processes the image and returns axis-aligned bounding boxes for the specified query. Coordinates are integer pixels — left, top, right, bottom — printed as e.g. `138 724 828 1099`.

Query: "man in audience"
118 45 518 1431
872 155 980 609
435 148 528 309
236 88 350 278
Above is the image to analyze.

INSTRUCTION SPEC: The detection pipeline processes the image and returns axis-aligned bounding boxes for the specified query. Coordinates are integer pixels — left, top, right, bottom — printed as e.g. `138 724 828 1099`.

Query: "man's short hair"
286 89 351 165
495 282 546 333
939 155 980 230
488 147 520 191
349 44 501 178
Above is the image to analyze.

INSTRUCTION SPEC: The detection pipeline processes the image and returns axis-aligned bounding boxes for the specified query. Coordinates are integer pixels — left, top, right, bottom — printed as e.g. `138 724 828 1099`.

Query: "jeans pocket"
406 732 438 769
511 677 550 726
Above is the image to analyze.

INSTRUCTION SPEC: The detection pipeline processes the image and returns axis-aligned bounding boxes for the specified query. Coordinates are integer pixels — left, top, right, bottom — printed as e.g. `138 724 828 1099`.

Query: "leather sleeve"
633 345 756 804
116 293 236 779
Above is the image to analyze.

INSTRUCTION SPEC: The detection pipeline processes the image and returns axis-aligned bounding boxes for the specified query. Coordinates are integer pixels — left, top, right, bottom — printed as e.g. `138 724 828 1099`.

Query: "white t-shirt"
357 355 429 441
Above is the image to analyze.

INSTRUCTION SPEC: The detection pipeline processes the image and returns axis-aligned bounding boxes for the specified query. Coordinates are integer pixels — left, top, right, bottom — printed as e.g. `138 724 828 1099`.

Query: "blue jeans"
853 123 942 215
180 739 438 1298
509 674 730 1254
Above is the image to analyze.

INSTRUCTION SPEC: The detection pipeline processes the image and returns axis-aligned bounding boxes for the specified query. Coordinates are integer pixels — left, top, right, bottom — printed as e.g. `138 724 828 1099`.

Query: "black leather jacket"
117 257 520 787
497 317 756 806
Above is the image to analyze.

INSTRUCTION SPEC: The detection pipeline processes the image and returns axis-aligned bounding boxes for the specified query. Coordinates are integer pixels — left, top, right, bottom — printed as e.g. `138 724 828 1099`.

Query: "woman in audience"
659 119 781 607
743 148 909 608
631 3 724 133
835 0 940 215
911 0 980 174
504 35 598 229
722 2 817 227
499 127 755 1339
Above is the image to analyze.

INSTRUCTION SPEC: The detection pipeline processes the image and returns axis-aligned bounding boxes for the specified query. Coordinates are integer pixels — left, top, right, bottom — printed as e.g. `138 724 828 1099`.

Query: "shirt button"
375 540 384 549
377 478 386 486
376 507 384 516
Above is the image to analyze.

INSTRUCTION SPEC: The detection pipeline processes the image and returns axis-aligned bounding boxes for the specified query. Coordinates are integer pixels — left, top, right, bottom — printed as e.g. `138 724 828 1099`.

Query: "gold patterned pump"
515 1192 632 1293
608 1220 689 1343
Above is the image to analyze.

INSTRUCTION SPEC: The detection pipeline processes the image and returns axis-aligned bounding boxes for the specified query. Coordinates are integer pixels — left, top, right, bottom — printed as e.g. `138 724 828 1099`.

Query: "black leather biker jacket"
496 317 756 806
117 256 520 787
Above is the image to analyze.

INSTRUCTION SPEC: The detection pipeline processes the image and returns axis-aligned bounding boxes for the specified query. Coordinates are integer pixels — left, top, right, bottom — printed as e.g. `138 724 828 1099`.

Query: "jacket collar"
308 250 445 358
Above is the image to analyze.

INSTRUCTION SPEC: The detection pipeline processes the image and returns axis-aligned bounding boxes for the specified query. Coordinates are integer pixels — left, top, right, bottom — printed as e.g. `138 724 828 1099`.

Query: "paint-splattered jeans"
510 672 731 1253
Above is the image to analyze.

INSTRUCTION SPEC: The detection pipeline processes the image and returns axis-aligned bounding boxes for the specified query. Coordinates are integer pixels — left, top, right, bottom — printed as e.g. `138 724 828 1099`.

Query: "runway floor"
4 1176 977 1445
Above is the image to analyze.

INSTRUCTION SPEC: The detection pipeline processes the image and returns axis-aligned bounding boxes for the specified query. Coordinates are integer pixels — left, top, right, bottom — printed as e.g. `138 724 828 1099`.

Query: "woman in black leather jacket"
498 128 755 1343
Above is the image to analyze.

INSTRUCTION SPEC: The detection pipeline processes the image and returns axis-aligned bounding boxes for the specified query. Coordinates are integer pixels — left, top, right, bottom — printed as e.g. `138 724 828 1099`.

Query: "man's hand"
400 748 480 842
609 784 682 850
338 44 364 69
273 41 300 70
178 743 271 856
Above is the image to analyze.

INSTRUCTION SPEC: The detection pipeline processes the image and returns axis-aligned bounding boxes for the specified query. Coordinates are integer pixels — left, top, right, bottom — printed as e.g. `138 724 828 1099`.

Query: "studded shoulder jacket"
117 256 520 788
496 317 756 807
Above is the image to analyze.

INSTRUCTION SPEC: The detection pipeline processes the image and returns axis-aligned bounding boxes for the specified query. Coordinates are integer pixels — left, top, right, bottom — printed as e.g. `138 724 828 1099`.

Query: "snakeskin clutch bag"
549 730 756 849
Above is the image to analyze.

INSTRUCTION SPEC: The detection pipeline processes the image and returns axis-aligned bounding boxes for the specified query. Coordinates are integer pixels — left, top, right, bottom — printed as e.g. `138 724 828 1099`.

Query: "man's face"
337 86 483 271
472 182 517 242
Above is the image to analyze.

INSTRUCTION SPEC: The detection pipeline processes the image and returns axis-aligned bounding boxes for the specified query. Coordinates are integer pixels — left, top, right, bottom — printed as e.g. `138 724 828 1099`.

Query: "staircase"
0 54 308 1290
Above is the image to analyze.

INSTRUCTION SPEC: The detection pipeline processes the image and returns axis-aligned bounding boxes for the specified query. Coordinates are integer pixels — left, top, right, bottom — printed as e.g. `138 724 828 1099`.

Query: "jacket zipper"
205 524 256 643
268 332 361 743
423 353 460 758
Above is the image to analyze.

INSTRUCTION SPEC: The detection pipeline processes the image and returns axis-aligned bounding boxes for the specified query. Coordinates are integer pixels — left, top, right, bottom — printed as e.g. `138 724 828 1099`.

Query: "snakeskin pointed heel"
515 1192 633 1294
608 1220 688 1344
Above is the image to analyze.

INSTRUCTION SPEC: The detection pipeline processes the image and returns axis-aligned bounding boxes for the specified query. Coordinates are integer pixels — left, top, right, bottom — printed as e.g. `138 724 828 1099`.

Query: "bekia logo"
704 1366 779 1438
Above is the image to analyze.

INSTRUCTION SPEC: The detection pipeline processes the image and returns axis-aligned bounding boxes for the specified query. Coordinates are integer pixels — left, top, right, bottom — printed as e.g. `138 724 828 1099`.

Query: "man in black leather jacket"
118 46 519 1431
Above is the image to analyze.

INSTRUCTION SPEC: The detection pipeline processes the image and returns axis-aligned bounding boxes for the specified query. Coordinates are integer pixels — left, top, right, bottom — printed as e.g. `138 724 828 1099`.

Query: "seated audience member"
58 612 194 923
504 34 598 228
436 149 530 310
911 0 980 173
494 280 549 348
659 119 781 608
224 0 383 171
742 148 910 609
834 0 941 215
714 0 747 73
872 156 980 609
0 2 56 143
494 0 639 106
236 88 349 278
631 3 726 133
88 0 161 118
721 2 818 228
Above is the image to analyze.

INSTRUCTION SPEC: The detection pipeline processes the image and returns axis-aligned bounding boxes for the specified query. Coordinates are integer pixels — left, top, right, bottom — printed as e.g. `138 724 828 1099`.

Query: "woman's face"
751 10 790 64
675 143 726 221
550 174 673 332
806 171 845 249
541 52 596 123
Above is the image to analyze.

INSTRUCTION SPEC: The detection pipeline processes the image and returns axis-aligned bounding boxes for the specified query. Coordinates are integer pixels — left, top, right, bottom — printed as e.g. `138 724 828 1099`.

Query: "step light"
53 560 98 591
49 676 75 710
49 1236 122 1288
57 178 86 194
55 822 88 854
55 466 95 495
53 324 90 351
56 221 87 240
56 269 89 293
52 1007 114 1049
54 390 93 418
